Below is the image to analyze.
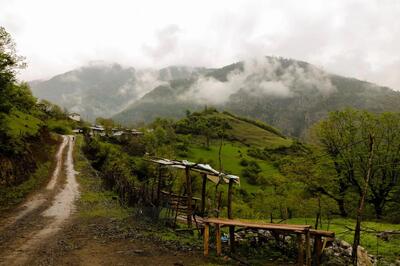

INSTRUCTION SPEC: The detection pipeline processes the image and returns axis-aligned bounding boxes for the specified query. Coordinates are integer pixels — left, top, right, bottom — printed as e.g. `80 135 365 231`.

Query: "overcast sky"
1 0 399 89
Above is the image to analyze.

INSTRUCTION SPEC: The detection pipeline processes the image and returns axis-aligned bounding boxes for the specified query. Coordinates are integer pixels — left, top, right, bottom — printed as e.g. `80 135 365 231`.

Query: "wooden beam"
201 173 207 216
204 218 311 232
185 167 192 228
297 234 304 266
204 223 209 256
305 229 311 266
216 224 222 256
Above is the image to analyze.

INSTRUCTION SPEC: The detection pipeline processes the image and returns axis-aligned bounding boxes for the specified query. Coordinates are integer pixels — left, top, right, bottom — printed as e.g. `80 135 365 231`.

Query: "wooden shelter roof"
146 158 240 184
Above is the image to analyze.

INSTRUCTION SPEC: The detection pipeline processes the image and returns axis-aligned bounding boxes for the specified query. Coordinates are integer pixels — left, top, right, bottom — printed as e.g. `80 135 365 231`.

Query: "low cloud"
143 25 181 61
179 57 335 105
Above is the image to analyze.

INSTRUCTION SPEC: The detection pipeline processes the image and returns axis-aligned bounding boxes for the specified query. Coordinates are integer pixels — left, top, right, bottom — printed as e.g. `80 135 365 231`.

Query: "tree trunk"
352 135 374 265
337 198 348 217
372 197 384 219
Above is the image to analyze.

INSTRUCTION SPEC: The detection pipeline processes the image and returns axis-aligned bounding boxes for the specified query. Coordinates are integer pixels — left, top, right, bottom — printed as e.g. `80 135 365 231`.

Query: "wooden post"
201 174 207 216
216 224 222 256
229 226 235 253
305 229 311 266
216 191 222 218
204 222 210 256
185 167 192 228
297 234 304 266
227 179 233 218
156 166 162 207
314 235 322 266
228 178 235 252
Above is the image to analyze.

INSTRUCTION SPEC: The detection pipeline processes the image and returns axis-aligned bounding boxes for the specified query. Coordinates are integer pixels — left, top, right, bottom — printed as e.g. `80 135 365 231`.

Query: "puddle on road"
0 136 68 229
42 136 80 222
1 136 80 265
46 135 68 190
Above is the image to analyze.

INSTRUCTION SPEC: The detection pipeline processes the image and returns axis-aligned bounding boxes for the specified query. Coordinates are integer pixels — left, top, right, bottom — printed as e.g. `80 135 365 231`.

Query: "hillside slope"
114 57 400 137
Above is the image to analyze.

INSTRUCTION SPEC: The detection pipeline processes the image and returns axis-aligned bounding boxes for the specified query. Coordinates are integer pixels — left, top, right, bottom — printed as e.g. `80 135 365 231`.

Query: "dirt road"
0 135 79 265
0 136 216 266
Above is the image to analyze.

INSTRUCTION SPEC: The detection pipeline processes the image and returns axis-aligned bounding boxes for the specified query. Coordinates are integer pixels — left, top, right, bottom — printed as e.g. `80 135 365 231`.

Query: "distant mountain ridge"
30 57 400 137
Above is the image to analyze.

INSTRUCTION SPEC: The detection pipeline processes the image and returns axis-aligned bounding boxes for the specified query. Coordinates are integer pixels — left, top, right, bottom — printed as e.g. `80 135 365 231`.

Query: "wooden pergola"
146 158 335 265
146 158 240 228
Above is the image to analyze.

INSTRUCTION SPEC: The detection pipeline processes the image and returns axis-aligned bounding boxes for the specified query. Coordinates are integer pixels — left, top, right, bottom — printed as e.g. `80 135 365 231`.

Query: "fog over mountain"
31 63 205 119
30 56 400 137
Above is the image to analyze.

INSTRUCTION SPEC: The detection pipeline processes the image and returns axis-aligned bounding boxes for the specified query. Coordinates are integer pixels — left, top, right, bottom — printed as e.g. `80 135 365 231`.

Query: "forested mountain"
31 57 400 137
30 64 206 121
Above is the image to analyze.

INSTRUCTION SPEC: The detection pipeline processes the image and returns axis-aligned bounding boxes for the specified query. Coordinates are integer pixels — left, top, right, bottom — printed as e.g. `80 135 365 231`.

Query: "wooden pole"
314 235 322 266
352 134 374 265
216 191 222 217
201 173 207 216
204 222 209 256
216 224 222 256
297 234 304 266
156 166 162 207
305 229 311 266
228 178 235 252
227 179 233 218
186 167 192 228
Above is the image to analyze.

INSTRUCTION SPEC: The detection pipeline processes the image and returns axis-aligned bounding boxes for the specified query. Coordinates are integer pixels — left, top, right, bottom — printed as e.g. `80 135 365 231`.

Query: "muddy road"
0 135 80 265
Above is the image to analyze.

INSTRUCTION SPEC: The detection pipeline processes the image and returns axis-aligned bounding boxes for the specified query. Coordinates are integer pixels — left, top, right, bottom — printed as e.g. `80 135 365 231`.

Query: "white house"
68 113 81 122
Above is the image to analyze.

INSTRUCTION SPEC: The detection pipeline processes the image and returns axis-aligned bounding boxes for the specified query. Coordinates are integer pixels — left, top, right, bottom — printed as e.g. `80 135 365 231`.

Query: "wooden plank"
310 229 335 238
204 223 209 256
161 190 201 201
297 234 304 266
216 224 222 256
305 229 311 266
204 218 311 232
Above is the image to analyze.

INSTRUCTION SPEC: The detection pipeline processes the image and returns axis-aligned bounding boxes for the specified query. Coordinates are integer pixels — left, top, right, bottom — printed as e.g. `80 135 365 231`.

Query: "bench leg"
204 223 209 256
314 236 322 265
297 234 304 266
305 230 311 266
216 224 222 256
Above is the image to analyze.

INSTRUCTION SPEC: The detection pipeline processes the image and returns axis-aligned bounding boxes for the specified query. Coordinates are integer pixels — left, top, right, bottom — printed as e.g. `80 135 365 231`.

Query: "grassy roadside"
0 134 60 211
74 135 131 220
73 135 228 266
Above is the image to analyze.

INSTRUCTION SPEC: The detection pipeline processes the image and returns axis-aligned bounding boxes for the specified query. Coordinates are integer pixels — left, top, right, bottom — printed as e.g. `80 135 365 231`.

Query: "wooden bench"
203 218 334 266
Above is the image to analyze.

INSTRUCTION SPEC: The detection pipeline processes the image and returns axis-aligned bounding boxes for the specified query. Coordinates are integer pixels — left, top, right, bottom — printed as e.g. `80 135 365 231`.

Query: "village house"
68 113 81 122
